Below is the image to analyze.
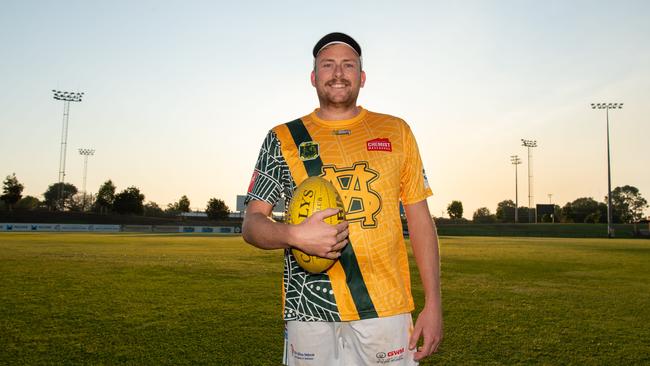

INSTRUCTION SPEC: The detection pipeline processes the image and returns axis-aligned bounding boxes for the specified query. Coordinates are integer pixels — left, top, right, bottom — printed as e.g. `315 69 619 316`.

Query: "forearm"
405 201 442 307
242 212 293 250
405 201 444 360
410 221 441 307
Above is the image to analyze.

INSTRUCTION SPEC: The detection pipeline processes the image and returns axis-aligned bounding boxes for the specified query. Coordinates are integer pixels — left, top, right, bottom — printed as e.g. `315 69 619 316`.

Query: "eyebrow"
318 58 358 63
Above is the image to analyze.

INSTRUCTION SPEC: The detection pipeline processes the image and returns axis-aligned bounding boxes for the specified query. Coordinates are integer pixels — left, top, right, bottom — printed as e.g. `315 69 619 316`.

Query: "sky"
1 0 648 218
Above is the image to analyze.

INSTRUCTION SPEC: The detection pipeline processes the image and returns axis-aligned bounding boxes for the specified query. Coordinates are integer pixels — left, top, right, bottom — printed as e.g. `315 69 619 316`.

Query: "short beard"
316 77 360 110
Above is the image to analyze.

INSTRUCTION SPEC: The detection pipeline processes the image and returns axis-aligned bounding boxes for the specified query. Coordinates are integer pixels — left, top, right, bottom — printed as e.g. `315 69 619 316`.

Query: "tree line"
0 173 230 220
444 185 648 224
4 172 647 224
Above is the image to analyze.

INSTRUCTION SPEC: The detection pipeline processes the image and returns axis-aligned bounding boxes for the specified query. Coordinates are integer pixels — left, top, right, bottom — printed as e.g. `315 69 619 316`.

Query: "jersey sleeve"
245 130 286 207
399 122 433 205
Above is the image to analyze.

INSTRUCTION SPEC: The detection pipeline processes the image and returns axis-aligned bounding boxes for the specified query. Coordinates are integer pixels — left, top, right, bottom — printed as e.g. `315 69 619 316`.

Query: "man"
243 32 442 365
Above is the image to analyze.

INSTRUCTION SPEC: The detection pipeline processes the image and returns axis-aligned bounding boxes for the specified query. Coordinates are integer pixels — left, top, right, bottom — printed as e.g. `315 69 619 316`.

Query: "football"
287 176 346 273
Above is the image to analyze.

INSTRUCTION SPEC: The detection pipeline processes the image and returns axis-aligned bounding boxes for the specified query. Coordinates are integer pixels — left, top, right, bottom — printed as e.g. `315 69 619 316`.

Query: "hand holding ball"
287 177 347 273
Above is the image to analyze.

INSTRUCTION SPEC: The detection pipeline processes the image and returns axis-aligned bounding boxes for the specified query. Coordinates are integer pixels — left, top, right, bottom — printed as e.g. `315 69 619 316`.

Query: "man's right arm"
242 200 349 259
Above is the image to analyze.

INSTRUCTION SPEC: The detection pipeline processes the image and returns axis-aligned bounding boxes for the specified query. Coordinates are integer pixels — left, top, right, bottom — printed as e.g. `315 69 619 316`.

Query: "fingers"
323 249 343 259
410 322 442 361
432 336 442 353
312 208 341 220
335 226 349 242
413 337 434 361
335 220 348 232
408 323 422 351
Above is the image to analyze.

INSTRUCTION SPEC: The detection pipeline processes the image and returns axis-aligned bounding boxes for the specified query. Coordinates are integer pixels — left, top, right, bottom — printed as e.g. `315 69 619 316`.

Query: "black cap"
312 32 362 58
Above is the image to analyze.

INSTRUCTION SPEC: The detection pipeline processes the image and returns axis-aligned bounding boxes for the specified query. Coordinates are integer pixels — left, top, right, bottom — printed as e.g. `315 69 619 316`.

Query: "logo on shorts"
290 344 315 361
375 347 405 364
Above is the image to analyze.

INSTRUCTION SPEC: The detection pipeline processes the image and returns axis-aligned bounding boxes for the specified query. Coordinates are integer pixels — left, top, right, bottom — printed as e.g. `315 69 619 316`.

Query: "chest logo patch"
299 141 320 161
321 162 382 228
366 138 392 152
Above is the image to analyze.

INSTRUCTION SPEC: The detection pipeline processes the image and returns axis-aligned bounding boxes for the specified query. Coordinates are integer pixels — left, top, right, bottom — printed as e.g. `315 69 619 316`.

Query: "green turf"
435 223 640 238
1 233 649 365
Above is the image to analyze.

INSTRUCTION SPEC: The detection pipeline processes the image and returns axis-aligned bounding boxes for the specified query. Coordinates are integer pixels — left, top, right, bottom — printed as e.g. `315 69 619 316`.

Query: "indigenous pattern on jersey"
246 107 432 322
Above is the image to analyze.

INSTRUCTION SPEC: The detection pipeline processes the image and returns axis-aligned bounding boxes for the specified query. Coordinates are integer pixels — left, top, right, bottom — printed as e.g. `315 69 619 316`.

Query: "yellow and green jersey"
246 107 432 322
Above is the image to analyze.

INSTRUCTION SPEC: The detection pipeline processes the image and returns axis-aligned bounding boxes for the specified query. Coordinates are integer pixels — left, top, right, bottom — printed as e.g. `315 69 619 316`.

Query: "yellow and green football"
287 176 345 273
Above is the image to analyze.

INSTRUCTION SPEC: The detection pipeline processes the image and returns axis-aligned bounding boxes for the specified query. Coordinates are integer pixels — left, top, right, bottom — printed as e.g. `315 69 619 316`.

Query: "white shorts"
283 313 418 366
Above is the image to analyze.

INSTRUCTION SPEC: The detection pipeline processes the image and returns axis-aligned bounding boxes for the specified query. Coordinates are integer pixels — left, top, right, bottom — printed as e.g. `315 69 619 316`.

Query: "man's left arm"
404 199 443 361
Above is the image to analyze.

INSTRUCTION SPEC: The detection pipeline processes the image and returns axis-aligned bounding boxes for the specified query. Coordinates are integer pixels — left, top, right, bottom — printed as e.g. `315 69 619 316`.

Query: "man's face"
311 44 366 109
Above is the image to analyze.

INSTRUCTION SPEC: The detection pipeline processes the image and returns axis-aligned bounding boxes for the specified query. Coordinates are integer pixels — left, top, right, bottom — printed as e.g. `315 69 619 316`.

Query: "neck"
316 104 360 121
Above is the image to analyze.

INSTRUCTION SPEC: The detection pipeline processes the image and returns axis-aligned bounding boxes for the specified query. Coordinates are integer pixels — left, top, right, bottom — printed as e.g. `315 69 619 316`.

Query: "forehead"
316 43 360 62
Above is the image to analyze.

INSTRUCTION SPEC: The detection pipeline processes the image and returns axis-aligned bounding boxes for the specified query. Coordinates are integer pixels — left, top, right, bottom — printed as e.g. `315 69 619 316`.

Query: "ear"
360 70 366 88
311 70 317 87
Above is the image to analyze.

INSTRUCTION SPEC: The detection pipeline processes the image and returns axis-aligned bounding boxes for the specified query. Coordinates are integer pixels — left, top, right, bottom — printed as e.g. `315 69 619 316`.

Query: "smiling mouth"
327 80 350 89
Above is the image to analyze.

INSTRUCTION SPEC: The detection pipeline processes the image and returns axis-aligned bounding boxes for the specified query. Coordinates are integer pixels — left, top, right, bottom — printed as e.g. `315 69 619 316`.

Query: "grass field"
435 223 642 238
1 233 649 365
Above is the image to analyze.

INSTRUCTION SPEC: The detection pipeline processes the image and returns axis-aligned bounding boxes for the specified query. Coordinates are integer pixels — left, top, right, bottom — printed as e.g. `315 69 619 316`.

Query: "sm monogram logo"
321 162 382 228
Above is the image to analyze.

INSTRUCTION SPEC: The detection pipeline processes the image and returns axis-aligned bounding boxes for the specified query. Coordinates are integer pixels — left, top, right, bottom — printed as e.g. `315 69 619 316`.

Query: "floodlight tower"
78 148 95 210
510 155 522 223
521 139 537 223
52 90 84 207
591 102 623 238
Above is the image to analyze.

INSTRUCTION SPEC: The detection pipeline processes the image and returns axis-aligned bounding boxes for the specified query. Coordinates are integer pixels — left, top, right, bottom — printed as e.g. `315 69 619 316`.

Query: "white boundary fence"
0 223 241 234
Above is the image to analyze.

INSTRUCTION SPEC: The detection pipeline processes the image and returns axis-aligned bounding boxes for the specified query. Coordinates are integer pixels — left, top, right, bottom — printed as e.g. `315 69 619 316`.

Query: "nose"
334 63 343 78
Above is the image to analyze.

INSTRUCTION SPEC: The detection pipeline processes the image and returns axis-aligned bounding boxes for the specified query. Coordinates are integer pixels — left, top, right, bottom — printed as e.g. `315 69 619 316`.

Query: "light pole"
548 193 554 223
591 102 623 238
52 90 84 209
521 139 537 223
510 155 521 223
78 148 95 211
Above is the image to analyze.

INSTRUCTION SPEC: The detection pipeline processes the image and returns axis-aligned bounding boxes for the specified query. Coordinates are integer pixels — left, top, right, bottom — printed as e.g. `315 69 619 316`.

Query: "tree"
495 200 516 223
561 197 603 223
43 182 78 211
68 193 87 212
165 202 180 213
206 198 230 220
93 180 116 214
609 185 648 223
473 207 496 223
15 195 41 210
1 173 24 211
447 200 463 219
178 195 190 213
144 201 164 216
113 186 145 215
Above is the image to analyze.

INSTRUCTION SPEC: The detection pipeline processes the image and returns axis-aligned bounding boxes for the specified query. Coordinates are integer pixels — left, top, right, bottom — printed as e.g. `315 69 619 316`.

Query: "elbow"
242 219 254 245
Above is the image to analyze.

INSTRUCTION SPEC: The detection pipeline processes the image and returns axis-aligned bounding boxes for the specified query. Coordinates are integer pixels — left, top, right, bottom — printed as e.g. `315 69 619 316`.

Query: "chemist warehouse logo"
321 162 382 228
376 347 405 363
367 138 392 152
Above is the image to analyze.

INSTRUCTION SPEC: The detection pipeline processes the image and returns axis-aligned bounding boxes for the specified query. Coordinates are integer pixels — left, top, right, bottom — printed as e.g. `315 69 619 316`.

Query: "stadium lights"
78 148 95 211
52 89 84 209
521 139 538 223
591 101 623 238
510 155 522 223
52 90 84 102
